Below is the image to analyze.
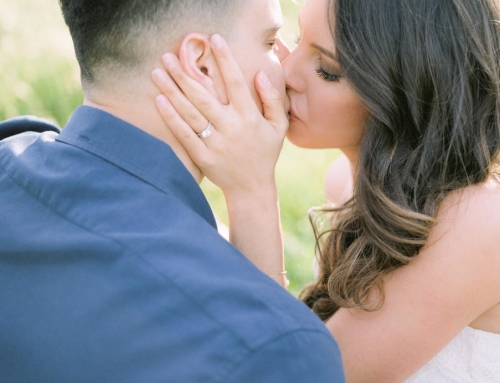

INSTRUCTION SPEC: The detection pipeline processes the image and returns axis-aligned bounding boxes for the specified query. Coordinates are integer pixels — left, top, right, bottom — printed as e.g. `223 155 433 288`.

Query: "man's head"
59 0 242 88
59 0 286 181
59 0 286 108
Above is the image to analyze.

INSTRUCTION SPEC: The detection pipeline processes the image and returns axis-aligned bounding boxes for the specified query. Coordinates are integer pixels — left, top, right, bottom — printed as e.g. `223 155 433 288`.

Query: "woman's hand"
151 34 289 199
151 34 289 288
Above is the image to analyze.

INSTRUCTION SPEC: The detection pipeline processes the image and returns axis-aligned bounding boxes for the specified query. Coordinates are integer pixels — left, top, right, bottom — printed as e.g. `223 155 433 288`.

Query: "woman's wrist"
268 270 290 288
224 181 279 213
223 181 287 288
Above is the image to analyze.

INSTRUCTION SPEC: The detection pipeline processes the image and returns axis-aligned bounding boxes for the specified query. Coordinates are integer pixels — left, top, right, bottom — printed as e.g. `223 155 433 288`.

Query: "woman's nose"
275 36 291 62
280 42 304 94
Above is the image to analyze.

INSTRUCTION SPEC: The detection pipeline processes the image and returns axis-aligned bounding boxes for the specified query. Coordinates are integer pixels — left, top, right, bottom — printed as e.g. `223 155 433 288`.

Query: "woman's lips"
288 107 300 122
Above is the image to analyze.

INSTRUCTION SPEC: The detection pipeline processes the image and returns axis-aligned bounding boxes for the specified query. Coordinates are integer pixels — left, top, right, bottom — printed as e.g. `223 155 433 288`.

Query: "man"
0 0 345 382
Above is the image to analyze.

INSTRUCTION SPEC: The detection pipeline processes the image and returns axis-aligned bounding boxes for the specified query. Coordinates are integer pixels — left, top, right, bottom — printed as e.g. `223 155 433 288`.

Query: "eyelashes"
295 35 342 82
315 67 341 82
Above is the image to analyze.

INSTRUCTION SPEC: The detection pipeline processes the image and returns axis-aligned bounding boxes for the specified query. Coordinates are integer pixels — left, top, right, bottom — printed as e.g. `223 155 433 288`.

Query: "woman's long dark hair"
301 0 500 320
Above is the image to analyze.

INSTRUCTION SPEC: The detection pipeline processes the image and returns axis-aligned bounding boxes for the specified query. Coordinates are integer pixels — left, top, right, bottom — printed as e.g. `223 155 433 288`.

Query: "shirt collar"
57 105 216 228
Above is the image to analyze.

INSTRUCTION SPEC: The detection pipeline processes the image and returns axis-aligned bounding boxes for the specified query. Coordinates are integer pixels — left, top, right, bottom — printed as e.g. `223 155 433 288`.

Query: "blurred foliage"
0 0 83 126
0 0 339 295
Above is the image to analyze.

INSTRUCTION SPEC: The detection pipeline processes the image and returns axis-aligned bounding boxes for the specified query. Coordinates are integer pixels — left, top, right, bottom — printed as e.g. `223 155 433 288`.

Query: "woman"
152 0 500 381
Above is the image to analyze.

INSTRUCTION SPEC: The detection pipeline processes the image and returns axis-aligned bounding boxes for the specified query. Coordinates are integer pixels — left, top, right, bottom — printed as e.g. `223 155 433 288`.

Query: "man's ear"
178 33 229 104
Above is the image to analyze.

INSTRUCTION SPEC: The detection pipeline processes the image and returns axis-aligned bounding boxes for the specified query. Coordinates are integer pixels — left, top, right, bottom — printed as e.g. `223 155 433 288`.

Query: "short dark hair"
59 0 244 86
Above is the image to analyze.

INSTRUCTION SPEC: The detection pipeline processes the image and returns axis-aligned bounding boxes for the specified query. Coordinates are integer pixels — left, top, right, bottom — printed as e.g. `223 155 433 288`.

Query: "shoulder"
435 176 500 240
423 176 500 300
0 121 60 183
0 115 60 141
325 153 353 205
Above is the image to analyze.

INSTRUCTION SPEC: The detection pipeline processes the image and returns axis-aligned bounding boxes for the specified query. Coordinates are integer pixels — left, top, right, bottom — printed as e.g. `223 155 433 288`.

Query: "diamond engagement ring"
197 122 212 138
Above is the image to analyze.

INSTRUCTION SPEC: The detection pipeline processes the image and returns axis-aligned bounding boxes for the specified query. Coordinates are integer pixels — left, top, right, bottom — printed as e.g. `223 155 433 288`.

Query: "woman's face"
282 0 368 157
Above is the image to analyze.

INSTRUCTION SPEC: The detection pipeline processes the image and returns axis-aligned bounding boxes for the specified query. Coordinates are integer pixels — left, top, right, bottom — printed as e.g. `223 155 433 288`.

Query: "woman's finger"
255 71 289 136
155 94 213 167
209 34 257 113
159 54 229 125
152 68 214 135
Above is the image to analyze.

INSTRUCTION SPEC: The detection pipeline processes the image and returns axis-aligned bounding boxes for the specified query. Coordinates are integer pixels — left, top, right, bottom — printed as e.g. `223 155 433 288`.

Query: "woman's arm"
152 36 289 287
327 180 500 382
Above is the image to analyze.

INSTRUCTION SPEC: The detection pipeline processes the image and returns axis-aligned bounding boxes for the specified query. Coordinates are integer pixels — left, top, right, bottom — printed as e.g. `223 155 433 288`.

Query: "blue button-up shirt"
0 106 345 383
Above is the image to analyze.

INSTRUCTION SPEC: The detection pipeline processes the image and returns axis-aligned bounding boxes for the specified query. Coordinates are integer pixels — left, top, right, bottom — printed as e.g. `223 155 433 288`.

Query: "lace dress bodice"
404 326 500 382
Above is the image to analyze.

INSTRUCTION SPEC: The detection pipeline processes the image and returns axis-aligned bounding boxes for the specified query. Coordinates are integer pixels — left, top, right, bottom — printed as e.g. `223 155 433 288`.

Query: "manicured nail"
259 71 272 88
156 95 170 110
211 34 224 50
152 68 166 84
162 53 176 70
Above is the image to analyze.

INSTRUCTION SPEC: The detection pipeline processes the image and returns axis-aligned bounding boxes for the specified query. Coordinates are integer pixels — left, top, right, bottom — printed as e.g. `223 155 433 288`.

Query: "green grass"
0 0 340 295
0 0 83 125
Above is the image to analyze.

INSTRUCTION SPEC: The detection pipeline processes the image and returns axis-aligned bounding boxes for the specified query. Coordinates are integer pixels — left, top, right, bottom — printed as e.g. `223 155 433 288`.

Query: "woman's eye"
315 67 341 82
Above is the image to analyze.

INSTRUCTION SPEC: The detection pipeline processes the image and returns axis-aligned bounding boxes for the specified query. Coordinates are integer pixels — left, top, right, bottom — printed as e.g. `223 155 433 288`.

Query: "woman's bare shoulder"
427 175 500 286
436 175 500 229
324 153 353 205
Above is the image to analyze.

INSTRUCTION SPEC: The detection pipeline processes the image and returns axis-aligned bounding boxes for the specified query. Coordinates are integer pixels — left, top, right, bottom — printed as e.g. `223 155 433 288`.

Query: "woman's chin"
285 133 328 149
285 126 328 149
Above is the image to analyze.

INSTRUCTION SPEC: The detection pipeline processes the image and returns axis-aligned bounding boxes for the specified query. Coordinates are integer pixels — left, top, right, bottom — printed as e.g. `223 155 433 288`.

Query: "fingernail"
151 68 166 84
211 34 224 50
162 53 176 70
259 71 272 88
156 95 170 110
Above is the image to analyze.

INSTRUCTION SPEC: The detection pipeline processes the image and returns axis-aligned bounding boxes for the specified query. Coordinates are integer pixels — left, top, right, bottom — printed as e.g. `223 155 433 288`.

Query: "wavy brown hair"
301 0 500 321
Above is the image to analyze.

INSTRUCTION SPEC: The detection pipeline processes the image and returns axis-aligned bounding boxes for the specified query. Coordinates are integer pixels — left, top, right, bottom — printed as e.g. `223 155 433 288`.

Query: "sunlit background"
0 0 340 294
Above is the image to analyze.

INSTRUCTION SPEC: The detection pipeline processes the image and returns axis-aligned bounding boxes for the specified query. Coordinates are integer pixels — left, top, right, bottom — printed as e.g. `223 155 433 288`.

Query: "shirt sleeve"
221 329 346 383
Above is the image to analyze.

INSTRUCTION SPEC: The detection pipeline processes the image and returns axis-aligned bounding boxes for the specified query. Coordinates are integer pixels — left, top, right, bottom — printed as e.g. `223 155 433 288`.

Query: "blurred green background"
0 0 340 294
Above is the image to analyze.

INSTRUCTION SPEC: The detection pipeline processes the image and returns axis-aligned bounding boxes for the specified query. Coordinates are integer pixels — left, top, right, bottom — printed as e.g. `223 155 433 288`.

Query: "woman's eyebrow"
311 43 338 61
297 13 338 61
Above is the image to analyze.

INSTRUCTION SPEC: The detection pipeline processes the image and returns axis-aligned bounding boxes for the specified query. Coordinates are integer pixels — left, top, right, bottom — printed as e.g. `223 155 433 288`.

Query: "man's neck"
83 93 203 184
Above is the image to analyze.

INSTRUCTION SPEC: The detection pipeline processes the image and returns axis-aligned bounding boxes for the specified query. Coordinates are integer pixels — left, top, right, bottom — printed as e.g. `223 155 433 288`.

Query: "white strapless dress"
404 326 500 382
